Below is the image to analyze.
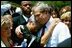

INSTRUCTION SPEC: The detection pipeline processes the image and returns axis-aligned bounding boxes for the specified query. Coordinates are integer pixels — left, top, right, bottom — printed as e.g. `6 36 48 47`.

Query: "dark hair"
51 5 60 18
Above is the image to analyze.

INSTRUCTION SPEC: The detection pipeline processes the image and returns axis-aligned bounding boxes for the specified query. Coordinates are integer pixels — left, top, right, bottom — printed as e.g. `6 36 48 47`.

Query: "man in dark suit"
11 1 32 45
13 1 32 28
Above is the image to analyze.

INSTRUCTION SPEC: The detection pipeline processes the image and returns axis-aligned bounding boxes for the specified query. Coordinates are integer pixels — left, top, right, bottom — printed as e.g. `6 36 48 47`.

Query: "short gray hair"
32 2 51 14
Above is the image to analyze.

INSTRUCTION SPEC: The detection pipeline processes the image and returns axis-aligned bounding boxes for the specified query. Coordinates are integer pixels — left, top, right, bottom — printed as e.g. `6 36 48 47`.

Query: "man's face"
33 8 50 26
21 1 32 13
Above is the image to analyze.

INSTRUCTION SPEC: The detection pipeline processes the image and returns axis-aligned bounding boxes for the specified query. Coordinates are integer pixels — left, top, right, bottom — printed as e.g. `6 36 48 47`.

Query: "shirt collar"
22 15 29 22
17 8 29 22
45 16 54 29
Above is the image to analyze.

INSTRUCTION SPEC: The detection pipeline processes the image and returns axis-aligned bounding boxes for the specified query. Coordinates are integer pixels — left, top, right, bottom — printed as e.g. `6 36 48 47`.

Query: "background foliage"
1 1 71 10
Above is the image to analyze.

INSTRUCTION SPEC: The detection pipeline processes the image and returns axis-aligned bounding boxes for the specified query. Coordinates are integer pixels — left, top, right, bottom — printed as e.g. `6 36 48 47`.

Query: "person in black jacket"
11 1 33 45
13 1 32 29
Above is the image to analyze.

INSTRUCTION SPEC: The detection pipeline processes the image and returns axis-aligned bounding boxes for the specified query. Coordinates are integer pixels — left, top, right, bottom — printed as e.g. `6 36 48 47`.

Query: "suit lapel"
19 15 27 25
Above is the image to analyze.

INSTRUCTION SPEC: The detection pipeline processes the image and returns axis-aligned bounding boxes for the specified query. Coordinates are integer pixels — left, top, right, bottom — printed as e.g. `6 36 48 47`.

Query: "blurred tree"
1 1 71 11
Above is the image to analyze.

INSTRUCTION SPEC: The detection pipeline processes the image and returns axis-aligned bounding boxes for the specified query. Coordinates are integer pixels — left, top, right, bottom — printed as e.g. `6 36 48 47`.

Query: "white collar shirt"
22 15 29 22
37 16 71 47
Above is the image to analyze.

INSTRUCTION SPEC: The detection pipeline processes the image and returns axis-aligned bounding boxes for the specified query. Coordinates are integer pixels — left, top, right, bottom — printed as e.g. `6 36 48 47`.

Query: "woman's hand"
41 18 61 46
15 25 23 39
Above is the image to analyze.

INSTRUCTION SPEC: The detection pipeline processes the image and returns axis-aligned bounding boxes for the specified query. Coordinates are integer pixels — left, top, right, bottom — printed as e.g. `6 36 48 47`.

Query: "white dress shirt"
37 16 71 47
22 15 29 22
1 40 6 47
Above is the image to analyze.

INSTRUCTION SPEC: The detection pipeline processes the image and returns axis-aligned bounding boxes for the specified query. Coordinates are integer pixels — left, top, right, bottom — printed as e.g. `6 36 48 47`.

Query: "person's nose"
27 5 30 8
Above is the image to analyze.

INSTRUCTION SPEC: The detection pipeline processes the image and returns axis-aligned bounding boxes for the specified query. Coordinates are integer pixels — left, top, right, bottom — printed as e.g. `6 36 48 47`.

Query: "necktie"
41 26 46 37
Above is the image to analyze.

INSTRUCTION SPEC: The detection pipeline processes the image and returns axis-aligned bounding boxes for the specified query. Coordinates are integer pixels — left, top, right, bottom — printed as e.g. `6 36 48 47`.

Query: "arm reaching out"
41 18 61 46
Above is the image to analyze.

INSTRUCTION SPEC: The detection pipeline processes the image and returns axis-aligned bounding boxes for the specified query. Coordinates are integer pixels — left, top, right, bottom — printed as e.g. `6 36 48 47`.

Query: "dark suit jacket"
13 15 27 28
20 25 41 47
58 37 71 47
11 14 28 44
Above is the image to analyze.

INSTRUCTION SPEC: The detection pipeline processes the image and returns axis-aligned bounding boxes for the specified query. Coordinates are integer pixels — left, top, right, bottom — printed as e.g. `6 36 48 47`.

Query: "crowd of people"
1 1 71 47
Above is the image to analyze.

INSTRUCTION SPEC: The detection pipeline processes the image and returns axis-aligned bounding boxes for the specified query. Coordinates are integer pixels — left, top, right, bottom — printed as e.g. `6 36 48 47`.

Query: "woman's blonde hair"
1 15 13 47
60 11 71 20
1 15 13 28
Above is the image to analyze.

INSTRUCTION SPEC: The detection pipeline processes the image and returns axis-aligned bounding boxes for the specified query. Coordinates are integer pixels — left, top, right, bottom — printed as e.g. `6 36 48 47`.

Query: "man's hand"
15 25 24 39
